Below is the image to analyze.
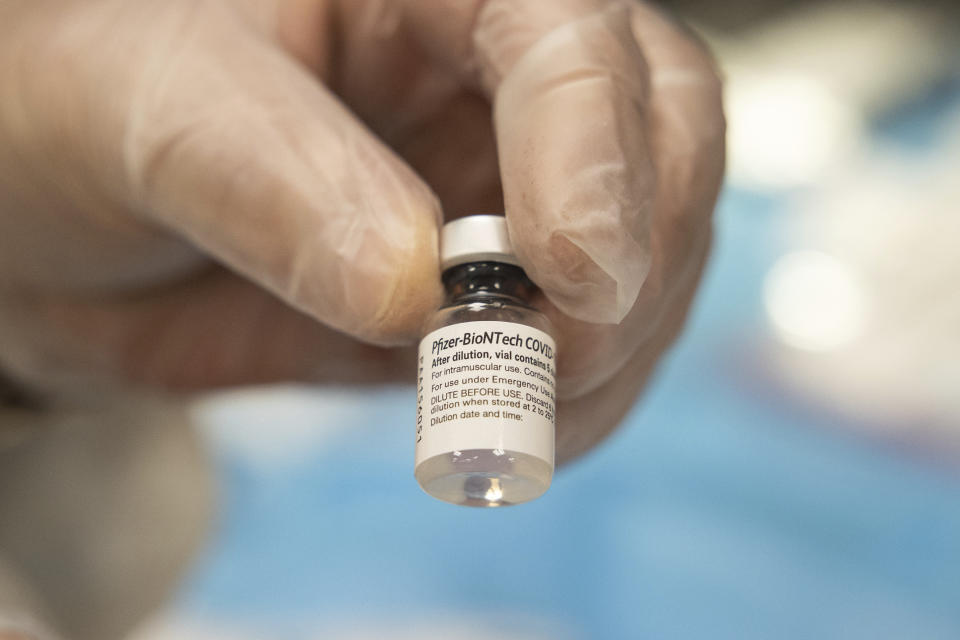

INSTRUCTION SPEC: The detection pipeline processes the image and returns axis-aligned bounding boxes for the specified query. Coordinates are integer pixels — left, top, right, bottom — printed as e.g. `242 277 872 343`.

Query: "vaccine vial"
415 215 557 507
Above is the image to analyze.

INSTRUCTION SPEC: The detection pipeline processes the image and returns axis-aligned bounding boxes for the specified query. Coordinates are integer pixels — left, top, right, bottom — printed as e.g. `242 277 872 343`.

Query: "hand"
0 0 723 463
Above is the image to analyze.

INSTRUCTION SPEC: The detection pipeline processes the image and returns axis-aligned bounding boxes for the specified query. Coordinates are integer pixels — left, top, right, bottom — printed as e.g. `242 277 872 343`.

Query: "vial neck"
442 262 536 306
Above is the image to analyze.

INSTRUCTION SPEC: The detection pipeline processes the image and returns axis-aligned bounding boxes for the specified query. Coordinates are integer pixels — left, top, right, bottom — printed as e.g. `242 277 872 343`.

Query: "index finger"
400 0 654 324
544 3 725 399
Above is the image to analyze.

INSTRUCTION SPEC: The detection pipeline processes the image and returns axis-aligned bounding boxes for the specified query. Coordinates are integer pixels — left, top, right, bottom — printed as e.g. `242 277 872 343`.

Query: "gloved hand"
0 0 723 463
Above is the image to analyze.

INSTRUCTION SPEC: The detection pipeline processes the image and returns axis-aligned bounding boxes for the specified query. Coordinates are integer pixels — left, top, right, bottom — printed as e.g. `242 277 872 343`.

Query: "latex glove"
0 0 723 463
0 553 62 640
0 399 211 640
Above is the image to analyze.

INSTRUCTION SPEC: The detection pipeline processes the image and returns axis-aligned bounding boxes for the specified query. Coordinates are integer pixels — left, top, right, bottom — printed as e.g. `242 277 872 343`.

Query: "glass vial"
415 215 557 507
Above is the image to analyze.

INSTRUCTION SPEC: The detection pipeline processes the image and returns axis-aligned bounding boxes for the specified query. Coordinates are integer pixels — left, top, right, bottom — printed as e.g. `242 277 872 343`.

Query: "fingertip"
511 216 651 326
291 177 445 348
547 228 652 324
361 210 445 346
359 165 445 346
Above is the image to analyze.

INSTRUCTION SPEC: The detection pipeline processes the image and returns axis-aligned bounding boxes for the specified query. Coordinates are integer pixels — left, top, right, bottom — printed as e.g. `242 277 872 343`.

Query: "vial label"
415 321 556 466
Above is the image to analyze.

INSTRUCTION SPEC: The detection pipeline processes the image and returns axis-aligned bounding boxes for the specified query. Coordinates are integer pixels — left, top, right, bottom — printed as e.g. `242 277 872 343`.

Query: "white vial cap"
441 215 520 271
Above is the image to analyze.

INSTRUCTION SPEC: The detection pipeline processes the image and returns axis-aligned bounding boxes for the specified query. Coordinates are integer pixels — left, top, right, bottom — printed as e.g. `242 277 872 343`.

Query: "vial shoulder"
422 300 554 338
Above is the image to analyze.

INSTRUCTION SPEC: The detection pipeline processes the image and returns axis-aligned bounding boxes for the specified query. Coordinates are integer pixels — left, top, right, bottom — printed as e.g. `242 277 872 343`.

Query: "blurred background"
5 0 960 638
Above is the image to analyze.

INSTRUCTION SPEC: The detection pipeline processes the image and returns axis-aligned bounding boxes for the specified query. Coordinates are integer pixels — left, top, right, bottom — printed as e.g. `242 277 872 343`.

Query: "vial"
415 215 557 507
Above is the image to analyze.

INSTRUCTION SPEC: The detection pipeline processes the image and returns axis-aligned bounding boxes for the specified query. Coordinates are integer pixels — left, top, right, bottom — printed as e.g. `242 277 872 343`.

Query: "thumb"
121 5 442 346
